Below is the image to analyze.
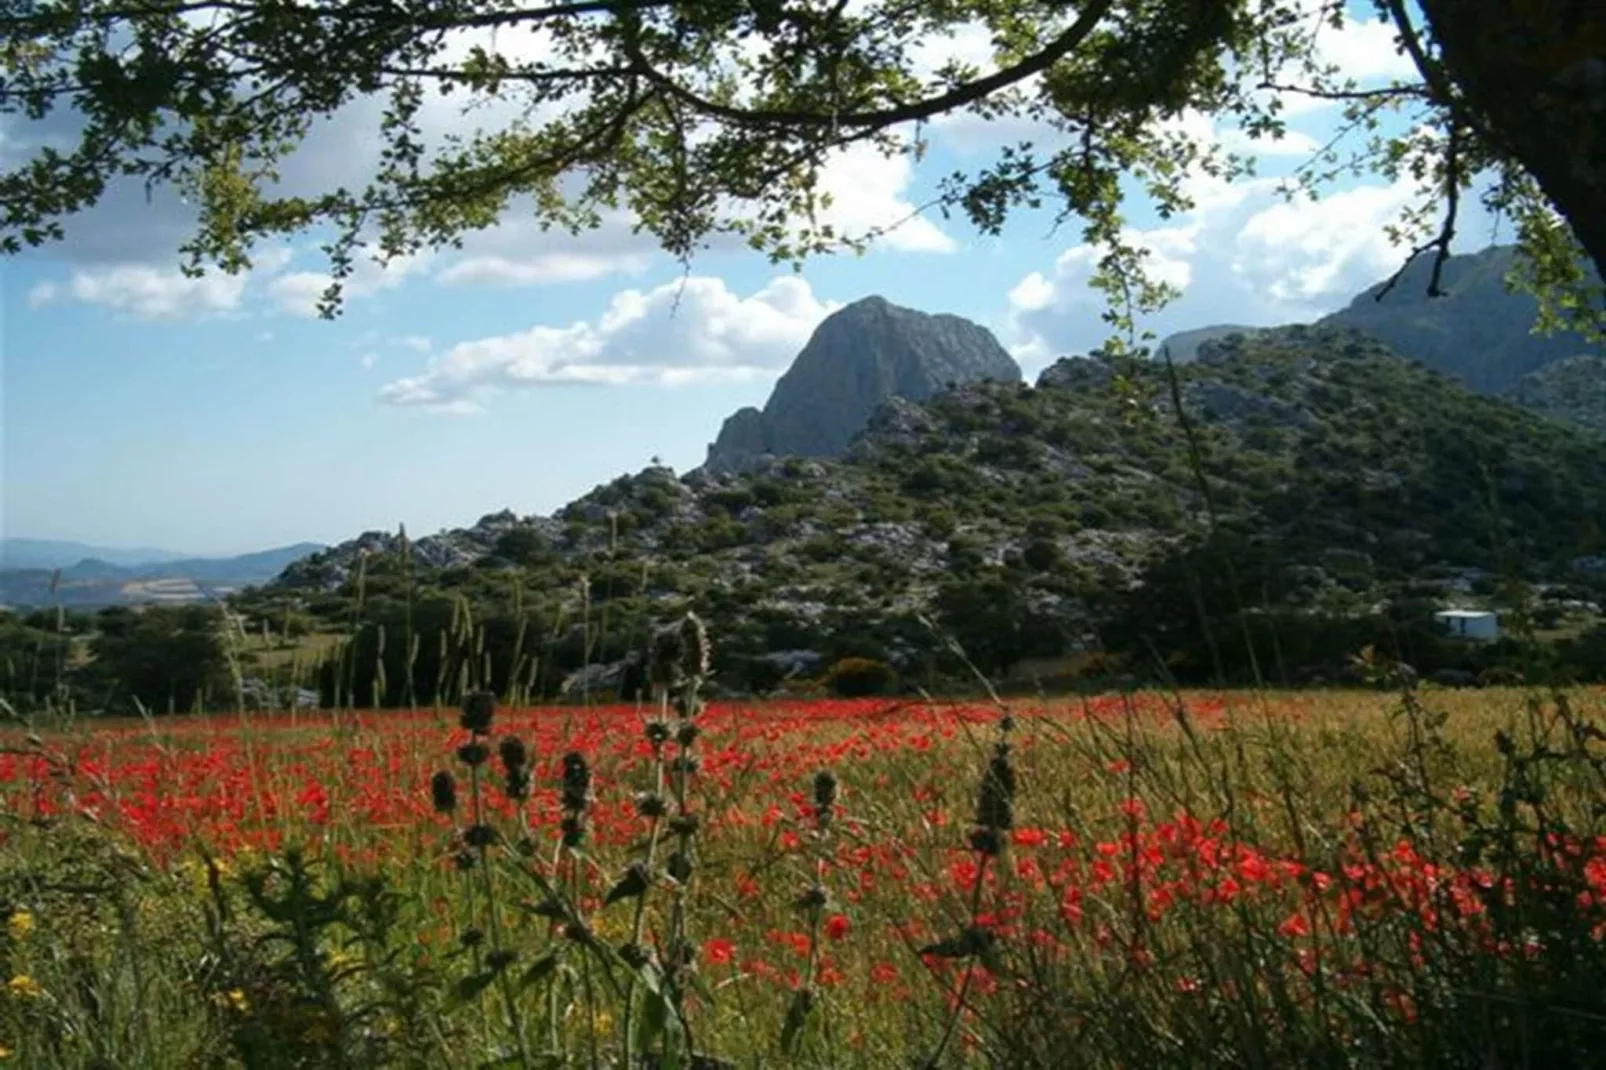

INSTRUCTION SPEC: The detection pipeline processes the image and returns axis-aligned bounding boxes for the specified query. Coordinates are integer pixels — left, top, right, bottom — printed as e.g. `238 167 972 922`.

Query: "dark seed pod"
675 721 702 747
560 752 591 813
666 852 693 882
999 714 1017 734
460 927 485 949
668 813 701 837
644 720 672 746
796 885 828 910
463 824 498 849
974 741 1016 832
618 942 651 968
635 792 669 818
648 626 686 688
504 768 531 802
968 826 1003 857
563 921 595 945
604 862 652 905
671 754 702 776
498 736 529 774
813 770 838 811
487 949 518 972
560 815 586 848
515 836 537 858
525 897 566 920
430 770 458 813
460 691 496 735
457 741 491 768
453 850 478 871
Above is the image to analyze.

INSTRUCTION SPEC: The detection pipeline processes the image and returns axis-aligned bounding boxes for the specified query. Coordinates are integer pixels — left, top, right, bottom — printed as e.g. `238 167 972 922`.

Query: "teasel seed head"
644 719 672 746
504 768 531 802
974 740 1016 833
635 791 669 818
430 770 458 813
678 612 711 681
498 736 529 774
668 812 701 838
456 741 491 768
486 949 517 973
648 625 686 688
675 721 702 747
968 827 1003 857
666 851 693 883
460 690 496 735
560 751 591 813
618 942 651 969
453 850 477 871
463 824 499 849
797 884 828 911
671 753 702 776
560 814 586 848
460 927 485 949
813 770 839 813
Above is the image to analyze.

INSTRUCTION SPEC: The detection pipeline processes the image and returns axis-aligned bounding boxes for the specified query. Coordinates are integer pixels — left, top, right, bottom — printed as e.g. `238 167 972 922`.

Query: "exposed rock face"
703 295 1021 472
1510 353 1606 435
1318 244 1603 395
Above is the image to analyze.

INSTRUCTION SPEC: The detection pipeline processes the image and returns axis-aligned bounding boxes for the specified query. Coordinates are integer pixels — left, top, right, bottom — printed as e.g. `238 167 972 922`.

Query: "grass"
2 675 1606 1068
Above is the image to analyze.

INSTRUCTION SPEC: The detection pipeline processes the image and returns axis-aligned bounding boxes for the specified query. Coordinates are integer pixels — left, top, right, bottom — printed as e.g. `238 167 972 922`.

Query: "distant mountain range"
0 542 326 609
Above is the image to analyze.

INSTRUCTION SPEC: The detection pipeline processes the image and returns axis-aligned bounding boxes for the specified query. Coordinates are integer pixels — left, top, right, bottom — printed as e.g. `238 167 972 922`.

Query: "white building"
1434 609 1499 641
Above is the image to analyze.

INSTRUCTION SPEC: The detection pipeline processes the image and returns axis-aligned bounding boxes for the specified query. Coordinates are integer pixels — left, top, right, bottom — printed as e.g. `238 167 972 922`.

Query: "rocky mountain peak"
703 295 1021 473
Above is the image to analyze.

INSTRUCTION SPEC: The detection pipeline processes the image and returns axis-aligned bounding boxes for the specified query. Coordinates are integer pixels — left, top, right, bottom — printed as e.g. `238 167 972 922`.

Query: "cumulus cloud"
25 263 253 321
377 275 838 410
1001 157 1471 373
268 249 434 317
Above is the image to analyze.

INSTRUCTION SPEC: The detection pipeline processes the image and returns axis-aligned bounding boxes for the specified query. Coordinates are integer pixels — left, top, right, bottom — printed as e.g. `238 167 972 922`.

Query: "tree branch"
1374 122 1462 302
619 0 1115 131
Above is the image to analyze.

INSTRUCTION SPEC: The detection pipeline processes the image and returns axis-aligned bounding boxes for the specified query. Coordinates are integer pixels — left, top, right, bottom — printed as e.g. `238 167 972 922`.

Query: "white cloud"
268 249 434 317
378 275 838 410
26 263 250 321
812 142 956 253
1003 162 1453 373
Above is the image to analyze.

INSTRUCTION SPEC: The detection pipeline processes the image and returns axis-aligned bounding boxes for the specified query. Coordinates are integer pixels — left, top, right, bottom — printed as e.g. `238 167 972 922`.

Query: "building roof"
1433 609 1497 619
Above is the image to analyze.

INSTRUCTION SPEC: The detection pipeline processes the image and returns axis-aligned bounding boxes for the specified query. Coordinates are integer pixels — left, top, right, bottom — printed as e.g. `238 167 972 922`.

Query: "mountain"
0 542 326 609
1512 354 1606 436
1317 244 1603 395
250 325 1605 695
0 538 189 570
702 295 1021 473
1156 324 1263 363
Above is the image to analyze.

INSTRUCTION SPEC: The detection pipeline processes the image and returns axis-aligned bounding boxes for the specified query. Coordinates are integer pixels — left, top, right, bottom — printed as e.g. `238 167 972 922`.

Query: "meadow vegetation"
4 623 1606 1067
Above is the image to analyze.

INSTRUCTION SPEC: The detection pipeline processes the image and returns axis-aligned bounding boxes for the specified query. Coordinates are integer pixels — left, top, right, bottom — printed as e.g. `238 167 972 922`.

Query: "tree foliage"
1 1 1603 337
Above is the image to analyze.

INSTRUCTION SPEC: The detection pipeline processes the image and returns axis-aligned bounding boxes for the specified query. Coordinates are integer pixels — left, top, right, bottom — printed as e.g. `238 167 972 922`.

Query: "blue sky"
1 3 1492 557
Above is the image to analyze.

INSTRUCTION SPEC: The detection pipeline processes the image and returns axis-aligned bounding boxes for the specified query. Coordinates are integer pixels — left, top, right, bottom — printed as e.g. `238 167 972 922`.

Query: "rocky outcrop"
703 295 1021 473
1510 353 1606 435
1318 244 1603 395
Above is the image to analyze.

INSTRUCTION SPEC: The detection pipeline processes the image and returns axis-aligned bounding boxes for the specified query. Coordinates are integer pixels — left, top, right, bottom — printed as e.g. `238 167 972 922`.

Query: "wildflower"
212 988 250 1012
703 937 735 966
824 913 851 941
6 910 32 942
560 752 591 814
6 975 42 1000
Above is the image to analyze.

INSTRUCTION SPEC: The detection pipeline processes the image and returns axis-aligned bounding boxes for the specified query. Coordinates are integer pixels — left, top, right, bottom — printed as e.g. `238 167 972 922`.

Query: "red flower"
824 913 851 941
703 938 735 966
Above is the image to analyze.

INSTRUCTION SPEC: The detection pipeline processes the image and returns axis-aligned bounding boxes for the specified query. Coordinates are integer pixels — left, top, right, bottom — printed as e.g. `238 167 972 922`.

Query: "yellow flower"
592 1010 614 1036
0 1043 13 1060
7 975 42 1000
6 911 32 942
212 988 250 1013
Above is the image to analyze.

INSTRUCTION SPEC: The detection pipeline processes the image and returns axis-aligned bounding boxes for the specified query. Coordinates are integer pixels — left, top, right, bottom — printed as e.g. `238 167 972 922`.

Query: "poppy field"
4 678 1606 1068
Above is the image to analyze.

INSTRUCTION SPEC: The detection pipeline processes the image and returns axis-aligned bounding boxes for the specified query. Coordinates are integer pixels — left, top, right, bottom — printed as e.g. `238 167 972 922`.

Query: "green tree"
87 605 234 714
0 2 1601 335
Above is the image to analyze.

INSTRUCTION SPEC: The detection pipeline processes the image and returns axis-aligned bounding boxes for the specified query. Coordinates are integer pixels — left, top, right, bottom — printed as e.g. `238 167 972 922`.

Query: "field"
4 683 1606 1068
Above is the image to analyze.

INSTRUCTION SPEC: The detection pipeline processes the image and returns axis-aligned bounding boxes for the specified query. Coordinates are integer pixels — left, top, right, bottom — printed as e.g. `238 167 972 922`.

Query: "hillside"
1512 354 1606 436
0 542 327 609
1318 244 1603 395
249 325 1606 695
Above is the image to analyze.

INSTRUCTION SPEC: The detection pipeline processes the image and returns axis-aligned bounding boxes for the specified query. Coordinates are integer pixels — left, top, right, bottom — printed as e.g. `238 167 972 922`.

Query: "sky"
0 2 1508 557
